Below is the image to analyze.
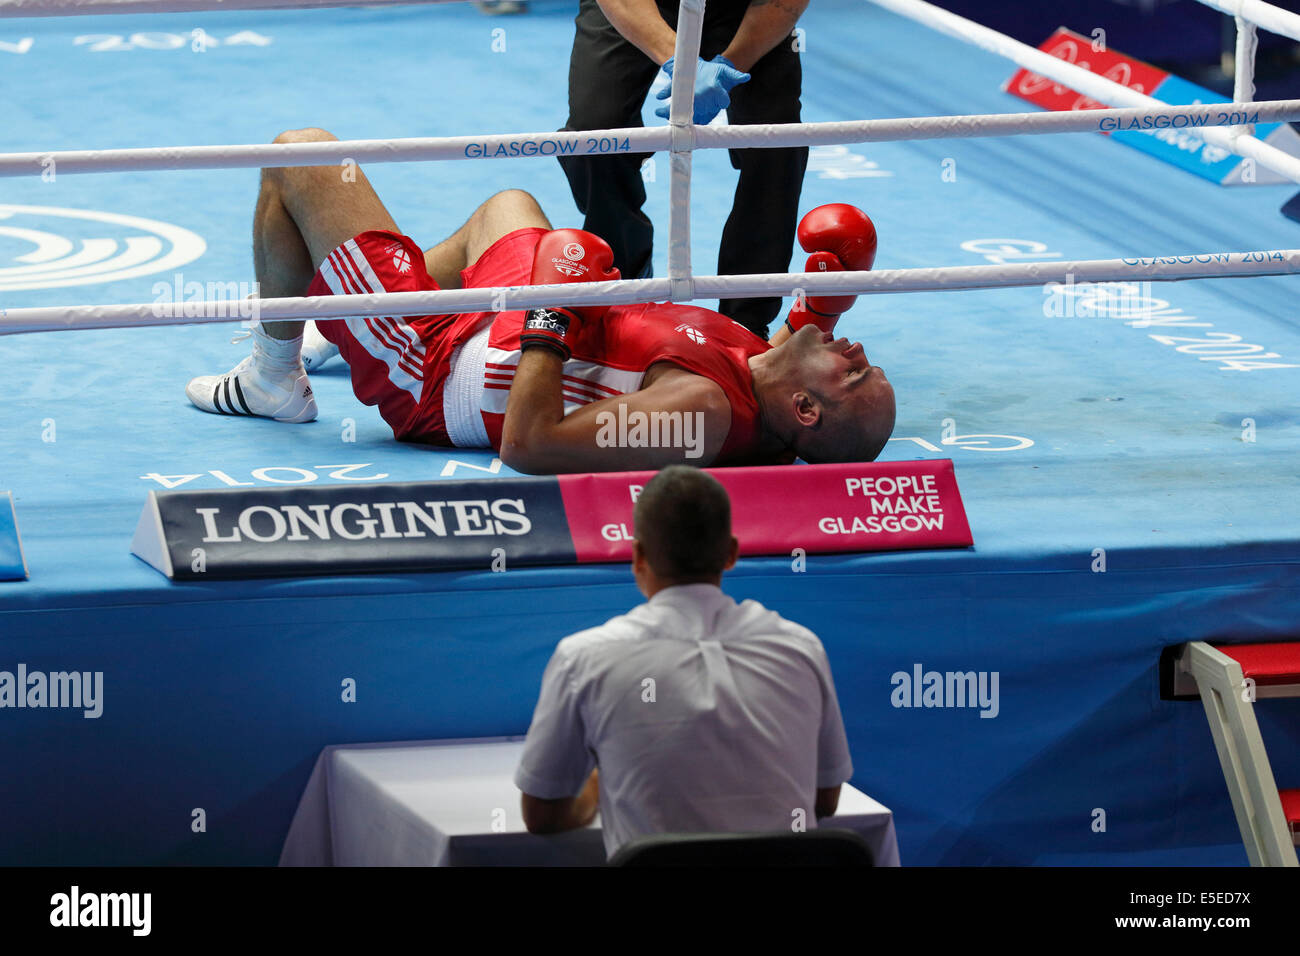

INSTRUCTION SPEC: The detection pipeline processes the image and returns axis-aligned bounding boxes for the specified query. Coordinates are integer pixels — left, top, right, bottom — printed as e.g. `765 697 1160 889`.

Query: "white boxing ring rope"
1194 0 1300 45
1 0 1299 335
5 251 1299 335
6 101 1300 177
866 0 1300 185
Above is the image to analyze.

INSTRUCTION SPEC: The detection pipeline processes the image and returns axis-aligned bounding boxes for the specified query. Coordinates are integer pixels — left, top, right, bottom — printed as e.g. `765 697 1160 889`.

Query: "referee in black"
558 0 810 340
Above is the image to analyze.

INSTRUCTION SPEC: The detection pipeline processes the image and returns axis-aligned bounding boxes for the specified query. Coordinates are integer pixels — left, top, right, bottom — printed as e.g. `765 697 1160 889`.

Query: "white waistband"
442 323 491 448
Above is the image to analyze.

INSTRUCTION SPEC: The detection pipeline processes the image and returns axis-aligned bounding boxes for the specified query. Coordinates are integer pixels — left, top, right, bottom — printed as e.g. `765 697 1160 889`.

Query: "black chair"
609 828 875 867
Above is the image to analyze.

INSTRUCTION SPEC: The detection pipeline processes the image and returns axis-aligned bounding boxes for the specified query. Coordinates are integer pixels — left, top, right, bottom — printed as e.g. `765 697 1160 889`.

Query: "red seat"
1221 646 1300 847
1282 789 1300 843
1175 641 1300 865
1217 643 1300 686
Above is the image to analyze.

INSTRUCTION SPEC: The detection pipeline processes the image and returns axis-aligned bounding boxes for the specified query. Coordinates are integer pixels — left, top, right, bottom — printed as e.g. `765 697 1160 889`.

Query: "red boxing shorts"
308 225 546 443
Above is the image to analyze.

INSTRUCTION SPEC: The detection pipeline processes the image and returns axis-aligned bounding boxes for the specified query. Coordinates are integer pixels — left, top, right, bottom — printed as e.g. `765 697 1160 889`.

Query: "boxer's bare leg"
189 144 551 422
186 126 402 421
255 127 401 340
422 189 551 289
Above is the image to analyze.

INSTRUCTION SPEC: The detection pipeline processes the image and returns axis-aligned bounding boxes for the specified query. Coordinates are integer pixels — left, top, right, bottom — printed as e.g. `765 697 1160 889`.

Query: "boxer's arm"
720 0 810 71
500 355 730 474
768 325 793 347
596 0 678 65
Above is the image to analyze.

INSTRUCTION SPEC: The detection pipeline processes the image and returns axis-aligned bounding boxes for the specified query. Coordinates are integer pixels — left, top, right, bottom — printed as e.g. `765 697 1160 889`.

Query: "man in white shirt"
514 464 854 858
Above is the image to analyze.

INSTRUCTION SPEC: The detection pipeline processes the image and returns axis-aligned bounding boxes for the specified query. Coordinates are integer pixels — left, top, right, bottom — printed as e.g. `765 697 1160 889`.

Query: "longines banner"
0 492 28 581
130 461 973 580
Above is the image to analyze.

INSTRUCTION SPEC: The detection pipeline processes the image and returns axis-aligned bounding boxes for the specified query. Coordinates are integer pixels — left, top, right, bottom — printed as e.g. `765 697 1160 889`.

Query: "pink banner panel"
557 460 973 564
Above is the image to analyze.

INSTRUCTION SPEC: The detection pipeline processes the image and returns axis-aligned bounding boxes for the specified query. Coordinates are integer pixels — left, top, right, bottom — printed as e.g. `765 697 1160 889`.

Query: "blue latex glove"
654 54 751 125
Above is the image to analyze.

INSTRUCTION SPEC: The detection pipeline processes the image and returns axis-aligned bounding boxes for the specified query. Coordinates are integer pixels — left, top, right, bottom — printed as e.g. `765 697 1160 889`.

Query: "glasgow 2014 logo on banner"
0 204 205 292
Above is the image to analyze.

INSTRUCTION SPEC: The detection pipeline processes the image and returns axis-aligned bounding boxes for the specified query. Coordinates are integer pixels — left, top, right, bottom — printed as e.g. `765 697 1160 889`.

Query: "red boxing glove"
800 203 878 271
522 229 620 360
785 204 878 334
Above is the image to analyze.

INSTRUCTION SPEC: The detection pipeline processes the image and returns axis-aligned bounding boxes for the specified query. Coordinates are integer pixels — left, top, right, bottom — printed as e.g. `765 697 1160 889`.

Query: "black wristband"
521 308 573 360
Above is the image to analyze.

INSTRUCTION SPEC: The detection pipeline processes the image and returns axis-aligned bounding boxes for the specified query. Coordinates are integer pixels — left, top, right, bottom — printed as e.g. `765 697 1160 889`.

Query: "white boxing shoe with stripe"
186 323 318 423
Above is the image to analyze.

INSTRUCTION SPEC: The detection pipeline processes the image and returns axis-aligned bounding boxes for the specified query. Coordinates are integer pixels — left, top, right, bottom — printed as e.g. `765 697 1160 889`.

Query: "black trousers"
558 0 808 339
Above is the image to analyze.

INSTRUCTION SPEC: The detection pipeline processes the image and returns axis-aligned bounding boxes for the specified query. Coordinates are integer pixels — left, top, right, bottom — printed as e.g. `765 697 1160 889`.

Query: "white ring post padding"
0 0 455 16
1195 0 1300 45
667 0 705 303
6 102 1300 178
4 250 1298 335
867 0 1300 184
1234 17 1258 137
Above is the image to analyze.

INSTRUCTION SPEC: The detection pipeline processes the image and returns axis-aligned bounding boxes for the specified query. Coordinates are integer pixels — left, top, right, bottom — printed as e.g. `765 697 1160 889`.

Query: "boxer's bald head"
633 466 738 591
753 324 896 463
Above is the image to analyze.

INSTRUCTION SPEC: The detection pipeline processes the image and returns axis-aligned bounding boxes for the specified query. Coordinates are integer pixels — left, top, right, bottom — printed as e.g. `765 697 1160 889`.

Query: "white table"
280 737 901 867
